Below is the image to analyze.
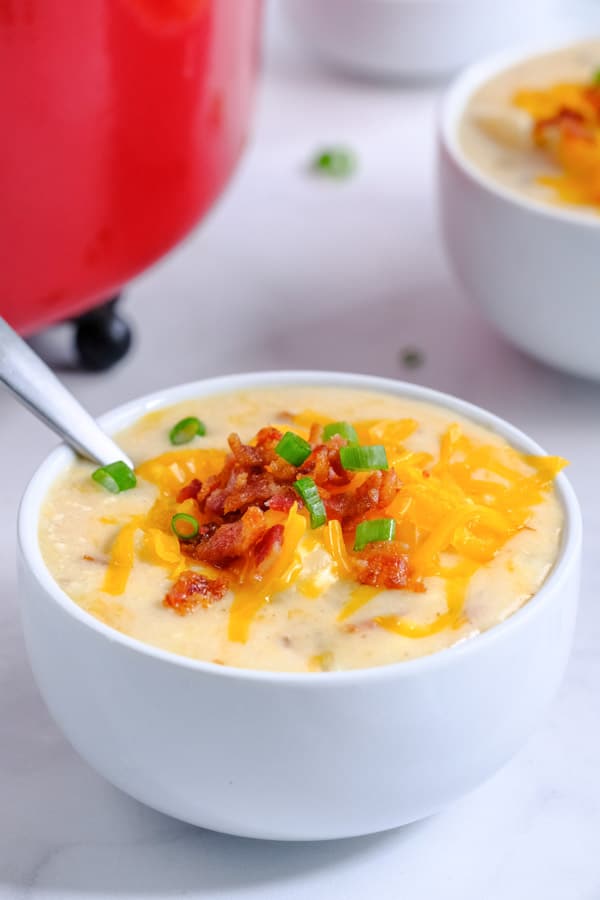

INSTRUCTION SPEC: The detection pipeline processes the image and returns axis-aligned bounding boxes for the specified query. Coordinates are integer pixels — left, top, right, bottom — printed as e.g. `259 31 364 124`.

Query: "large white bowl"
282 0 554 80
439 43 600 380
17 371 581 840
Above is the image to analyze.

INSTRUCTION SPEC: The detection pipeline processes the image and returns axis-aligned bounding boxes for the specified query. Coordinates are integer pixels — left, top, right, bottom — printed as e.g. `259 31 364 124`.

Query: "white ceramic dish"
17 371 581 841
439 42 600 380
281 0 554 80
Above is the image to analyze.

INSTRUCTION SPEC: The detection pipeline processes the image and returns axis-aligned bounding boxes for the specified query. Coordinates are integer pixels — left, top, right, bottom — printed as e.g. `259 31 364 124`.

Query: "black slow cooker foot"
74 296 132 371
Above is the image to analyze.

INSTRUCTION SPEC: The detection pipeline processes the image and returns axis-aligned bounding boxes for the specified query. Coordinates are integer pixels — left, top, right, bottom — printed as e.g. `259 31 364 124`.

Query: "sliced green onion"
400 346 425 370
593 67 600 85
293 476 327 529
322 421 359 444
169 416 206 446
354 518 396 551
276 431 312 466
171 513 200 541
91 460 137 494
311 147 357 179
339 444 388 471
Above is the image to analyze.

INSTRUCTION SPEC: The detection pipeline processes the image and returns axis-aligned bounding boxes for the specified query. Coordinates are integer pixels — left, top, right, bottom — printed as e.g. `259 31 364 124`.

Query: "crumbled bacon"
300 436 351 487
163 570 228 616
196 456 234 505
253 524 285 572
183 506 267 567
170 421 408 591
228 427 282 468
308 423 323 445
342 619 378 634
221 472 276 516
302 444 331 485
176 478 202 503
534 107 593 145
267 488 299 513
324 470 400 529
584 86 600 116
267 455 297 483
276 410 294 423
354 541 410 590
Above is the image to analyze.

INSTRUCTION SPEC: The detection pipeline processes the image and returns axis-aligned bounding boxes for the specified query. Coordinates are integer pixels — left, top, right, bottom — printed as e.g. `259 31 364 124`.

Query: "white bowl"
439 43 600 380
17 371 581 840
281 0 553 80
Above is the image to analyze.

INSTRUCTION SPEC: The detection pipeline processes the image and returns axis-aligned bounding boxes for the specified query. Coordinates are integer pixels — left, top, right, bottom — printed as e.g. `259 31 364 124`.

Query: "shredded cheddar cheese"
228 503 307 642
102 517 143 595
338 585 379 622
137 448 226 495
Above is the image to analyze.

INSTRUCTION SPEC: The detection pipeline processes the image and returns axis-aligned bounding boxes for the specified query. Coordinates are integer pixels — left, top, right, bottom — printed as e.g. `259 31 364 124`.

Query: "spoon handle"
0 317 133 468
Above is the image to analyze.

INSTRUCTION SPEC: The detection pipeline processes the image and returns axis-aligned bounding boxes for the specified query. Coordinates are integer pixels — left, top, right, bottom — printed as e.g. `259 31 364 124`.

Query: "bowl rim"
18 369 582 685
440 36 600 229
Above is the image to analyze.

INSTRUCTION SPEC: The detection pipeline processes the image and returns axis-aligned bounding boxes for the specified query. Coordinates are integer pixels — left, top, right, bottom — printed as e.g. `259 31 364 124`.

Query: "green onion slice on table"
311 147 357 179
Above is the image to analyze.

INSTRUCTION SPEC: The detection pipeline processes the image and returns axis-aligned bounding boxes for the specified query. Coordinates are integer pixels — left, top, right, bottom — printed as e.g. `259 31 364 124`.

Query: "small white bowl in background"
17 372 581 840
439 43 600 380
281 0 557 80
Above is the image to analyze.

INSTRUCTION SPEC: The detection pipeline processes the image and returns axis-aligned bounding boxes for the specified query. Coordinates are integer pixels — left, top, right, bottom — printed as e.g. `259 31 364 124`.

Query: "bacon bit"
222 473 278 516
534 107 593 145
184 506 267 567
228 427 282 469
354 541 410 590
254 524 285 572
584 86 600 115
196 456 235 506
308 422 323 445
163 570 228 616
267 455 297 483
342 619 378 633
276 410 295 423
301 436 351 488
268 488 299 512
303 450 347 486
324 469 400 529
303 444 331 485
176 478 202 503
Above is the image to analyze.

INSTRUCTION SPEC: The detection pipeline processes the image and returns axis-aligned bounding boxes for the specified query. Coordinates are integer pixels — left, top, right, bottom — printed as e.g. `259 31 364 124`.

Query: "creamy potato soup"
460 40 600 212
40 387 565 672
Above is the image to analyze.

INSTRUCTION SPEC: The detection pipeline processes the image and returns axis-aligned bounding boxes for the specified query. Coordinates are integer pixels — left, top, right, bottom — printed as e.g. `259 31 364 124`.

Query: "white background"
1 3 600 897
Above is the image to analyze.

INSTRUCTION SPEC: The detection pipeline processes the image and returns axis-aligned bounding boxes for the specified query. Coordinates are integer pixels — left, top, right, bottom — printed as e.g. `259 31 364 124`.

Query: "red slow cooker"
0 0 263 367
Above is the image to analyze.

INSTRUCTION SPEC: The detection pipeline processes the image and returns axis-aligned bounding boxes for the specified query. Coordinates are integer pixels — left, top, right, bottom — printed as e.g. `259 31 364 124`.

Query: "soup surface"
460 40 600 211
40 387 565 672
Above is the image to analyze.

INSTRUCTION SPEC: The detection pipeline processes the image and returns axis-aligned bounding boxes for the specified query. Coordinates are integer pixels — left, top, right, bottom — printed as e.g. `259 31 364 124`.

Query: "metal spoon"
0 316 133 468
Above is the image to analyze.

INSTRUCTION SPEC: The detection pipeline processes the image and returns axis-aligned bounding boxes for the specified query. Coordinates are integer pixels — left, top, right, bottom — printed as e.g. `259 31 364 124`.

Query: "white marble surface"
2 6 600 898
